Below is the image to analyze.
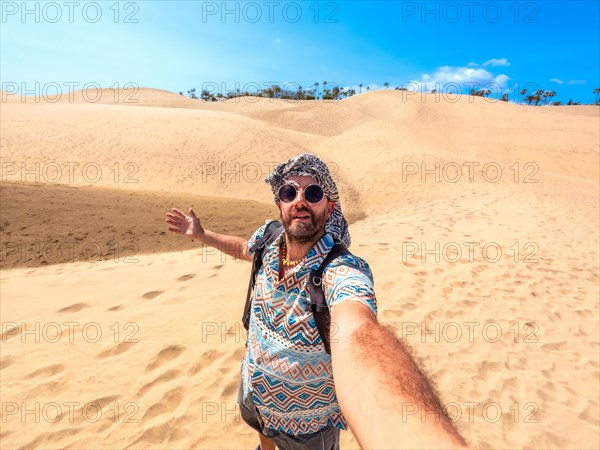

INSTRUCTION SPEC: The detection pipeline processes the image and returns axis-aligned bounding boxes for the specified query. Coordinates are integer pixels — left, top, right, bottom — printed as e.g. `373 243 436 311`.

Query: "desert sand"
0 88 598 449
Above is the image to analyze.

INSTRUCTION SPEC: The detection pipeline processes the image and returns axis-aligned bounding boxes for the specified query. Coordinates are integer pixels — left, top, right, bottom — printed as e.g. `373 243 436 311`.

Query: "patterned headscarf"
265 153 351 247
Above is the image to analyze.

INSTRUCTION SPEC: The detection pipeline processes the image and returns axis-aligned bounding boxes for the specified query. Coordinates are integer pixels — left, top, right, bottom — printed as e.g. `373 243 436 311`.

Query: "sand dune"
1 89 598 449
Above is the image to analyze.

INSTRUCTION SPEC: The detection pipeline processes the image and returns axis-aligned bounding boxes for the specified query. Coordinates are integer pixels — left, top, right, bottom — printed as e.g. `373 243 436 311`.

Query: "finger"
165 219 181 226
170 208 186 219
165 213 179 220
188 207 197 219
167 227 183 234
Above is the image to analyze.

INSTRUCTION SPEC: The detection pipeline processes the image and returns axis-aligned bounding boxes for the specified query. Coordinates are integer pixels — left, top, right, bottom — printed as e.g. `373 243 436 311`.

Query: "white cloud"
410 64 510 91
550 78 564 84
274 37 281 44
483 58 511 67
495 74 510 85
567 80 587 85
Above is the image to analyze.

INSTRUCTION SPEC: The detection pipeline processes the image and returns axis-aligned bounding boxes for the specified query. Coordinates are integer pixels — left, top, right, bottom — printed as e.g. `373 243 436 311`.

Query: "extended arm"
165 207 252 262
330 301 468 449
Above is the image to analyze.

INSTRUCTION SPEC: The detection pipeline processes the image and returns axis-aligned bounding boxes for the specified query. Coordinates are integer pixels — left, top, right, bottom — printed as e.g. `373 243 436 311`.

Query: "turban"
264 153 351 248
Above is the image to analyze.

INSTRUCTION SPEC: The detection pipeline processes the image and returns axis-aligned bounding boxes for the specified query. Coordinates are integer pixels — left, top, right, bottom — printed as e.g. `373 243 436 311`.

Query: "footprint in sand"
0 431 14 441
27 380 66 397
142 290 164 299
221 380 238 397
382 309 404 320
128 416 191 446
0 356 16 371
177 274 196 282
25 363 65 379
145 345 186 372
536 388 552 402
137 369 182 397
471 264 488 277
477 360 503 381
1 323 24 341
96 341 137 359
188 349 222 376
380 281 396 290
578 401 599 425
541 341 568 351
107 305 123 311
57 303 91 313
80 395 121 411
65 395 121 425
224 347 246 364
141 386 185 422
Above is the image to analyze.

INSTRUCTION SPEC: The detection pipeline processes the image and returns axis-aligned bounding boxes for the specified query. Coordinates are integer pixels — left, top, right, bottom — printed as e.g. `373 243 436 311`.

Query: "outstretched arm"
330 301 468 449
165 207 252 262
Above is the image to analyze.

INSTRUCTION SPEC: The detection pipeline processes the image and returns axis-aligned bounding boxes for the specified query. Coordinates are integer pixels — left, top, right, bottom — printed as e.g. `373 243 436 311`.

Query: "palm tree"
273 85 281 99
542 91 550 105
366 86 371 92
348 88 356 96
384 82 389 89
501 93 509 102
297 85 303 100
323 81 327 92
358 83 363 93
332 86 340 100
314 82 319 98
594 88 600 104
520 88 527 103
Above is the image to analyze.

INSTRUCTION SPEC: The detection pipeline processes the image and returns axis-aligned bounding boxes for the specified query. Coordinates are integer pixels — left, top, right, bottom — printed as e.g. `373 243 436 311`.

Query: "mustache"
290 208 312 216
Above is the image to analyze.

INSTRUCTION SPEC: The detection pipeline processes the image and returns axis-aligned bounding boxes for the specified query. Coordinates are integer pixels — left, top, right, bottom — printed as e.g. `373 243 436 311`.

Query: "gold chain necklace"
281 241 302 267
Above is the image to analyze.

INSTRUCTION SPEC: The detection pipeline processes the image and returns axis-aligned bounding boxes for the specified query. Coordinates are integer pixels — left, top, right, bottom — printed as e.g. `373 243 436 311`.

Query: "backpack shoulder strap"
248 220 283 254
242 220 283 330
308 243 351 355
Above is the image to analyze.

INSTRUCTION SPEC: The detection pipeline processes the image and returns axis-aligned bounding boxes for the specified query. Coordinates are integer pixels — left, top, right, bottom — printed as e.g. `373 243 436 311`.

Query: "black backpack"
242 220 350 354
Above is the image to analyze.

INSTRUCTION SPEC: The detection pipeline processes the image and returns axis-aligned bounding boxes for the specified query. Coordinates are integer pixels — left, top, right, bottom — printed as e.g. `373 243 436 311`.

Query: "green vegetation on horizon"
178 84 600 106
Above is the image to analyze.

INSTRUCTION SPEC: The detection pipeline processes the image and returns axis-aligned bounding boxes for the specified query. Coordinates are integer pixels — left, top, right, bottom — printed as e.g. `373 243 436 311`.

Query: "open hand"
165 207 203 241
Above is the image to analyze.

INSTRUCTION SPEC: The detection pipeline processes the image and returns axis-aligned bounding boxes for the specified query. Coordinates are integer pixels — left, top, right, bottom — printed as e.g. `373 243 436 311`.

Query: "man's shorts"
237 382 340 450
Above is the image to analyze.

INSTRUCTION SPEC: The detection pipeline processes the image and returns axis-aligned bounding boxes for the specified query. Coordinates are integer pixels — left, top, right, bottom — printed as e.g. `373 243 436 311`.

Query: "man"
166 153 467 449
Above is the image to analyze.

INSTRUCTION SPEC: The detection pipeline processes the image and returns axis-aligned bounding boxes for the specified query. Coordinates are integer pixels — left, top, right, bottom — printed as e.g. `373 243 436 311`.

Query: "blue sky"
2 1 599 103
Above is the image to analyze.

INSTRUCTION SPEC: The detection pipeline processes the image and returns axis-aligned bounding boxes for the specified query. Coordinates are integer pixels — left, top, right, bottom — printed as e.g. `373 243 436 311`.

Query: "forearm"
333 320 467 449
200 229 252 262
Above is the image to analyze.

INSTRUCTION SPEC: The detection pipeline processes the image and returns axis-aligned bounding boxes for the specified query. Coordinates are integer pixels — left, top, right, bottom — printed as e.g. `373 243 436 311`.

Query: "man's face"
278 175 335 244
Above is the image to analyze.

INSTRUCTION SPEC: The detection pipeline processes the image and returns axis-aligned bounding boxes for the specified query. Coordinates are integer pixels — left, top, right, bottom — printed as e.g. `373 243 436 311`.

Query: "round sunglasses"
278 183 325 204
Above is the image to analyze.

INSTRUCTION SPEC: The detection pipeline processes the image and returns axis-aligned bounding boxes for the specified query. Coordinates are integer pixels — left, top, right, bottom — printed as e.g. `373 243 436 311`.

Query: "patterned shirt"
241 221 378 436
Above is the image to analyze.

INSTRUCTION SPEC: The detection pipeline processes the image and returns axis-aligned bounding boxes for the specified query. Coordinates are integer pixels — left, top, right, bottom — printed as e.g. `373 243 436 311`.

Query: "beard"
281 206 329 244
